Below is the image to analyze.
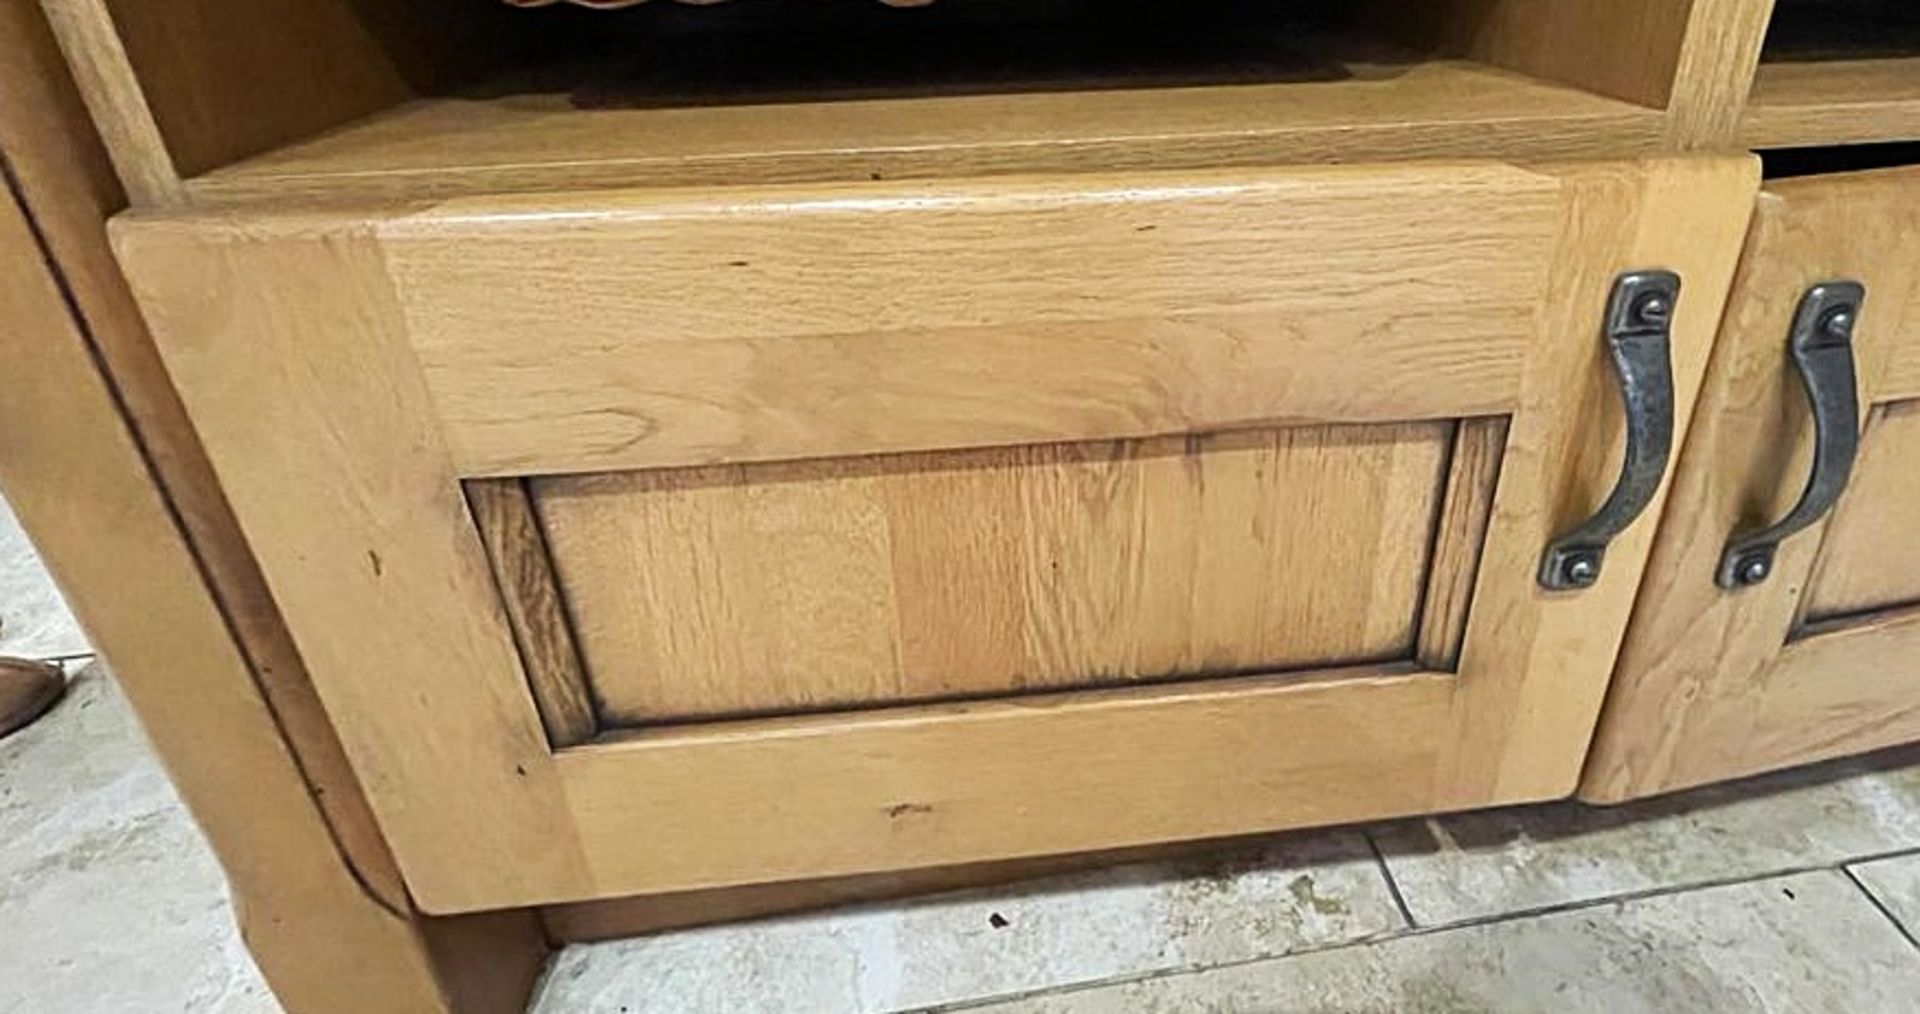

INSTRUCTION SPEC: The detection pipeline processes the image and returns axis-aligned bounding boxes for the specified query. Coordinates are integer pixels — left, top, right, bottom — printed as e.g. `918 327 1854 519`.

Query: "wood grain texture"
1440 156 1759 807
535 423 1448 724
1887 298 1920 398
1742 57 1920 148
4 6 549 1009
186 61 1662 206
1416 416 1508 670
1367 0 1774 148
528 156 1741 896
382 164 1559 476
0 115 544 1014
1751 608 1920 769
467 479 598 746
1582 165 1920 803
48 0 518 185
3 0 420 917
34 0 184 205
559 666 1454 894
112 212 591 913
1369 0 1695 108
112 156 1757 909
1803 401 1920 622
1661 0 1777 148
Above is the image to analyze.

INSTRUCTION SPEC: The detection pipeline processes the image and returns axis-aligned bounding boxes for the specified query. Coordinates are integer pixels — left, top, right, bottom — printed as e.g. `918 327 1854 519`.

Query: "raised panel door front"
114 157 1757 911
1584 164 1920 802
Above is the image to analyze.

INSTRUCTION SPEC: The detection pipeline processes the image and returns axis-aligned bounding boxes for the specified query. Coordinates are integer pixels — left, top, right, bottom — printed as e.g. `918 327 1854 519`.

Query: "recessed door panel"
525 421 1465 725
1803 400 1920 624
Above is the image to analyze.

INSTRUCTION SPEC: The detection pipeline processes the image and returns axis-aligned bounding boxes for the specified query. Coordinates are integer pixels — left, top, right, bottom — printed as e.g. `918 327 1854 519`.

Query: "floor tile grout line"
912 851 1920 1013
31 651 95 664
1841 865 1920 953
1403 843 1920 939
1363 830 1419 930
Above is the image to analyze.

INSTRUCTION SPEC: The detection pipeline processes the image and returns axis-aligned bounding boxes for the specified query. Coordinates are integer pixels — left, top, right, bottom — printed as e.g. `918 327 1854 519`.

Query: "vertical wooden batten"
1661 0 1779 148
34 0 185 206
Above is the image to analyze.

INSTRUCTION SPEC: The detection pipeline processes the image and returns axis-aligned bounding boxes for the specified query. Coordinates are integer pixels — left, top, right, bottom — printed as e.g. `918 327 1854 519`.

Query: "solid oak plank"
112 213 592 913
4 5 553 1008
534 423 1447 724
1442 156 1759 805
1741 57 1920 148
1374 0 1695 108
1415 416 1508 670
558 667 1451 895
467 478 598 747
381 164 1559 476
1802 400 1920 622
34 0 185 205
41 0 519 186
7 0 422 915
187 61 1662 205
1750 609 1920 774
1660 0 1777 147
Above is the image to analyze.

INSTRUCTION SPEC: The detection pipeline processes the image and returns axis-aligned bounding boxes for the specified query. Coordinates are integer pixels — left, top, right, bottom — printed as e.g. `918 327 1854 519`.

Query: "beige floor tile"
0 494 88 660
0 663 277 1014
974 870 1920 1014
533 832 1404 1014
1371 750 1920 924
1850 851 1920 941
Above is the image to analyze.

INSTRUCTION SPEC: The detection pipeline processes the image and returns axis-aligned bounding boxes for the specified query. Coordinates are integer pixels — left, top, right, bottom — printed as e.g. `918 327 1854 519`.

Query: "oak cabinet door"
1585 165 1920 803
114 157 1754 912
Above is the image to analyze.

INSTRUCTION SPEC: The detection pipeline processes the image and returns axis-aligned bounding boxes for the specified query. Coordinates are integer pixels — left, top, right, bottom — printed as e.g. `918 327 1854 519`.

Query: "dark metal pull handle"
1716 281 1864 589
1539 271 1681 590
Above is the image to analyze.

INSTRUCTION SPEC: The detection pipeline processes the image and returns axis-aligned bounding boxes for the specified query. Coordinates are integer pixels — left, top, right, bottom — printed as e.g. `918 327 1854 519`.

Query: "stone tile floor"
4 498 1920 1013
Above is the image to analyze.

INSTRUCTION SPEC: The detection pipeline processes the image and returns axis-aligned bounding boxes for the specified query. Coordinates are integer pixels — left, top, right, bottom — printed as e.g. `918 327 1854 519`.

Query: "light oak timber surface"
382 163 1559 477
114 214 596 912
1803 401 1920 623
1415 417 1508 670
534 422 1449 724
34 0 184 204
1373 0 1691 108
114 156 1756 912
1752 609 1920 769
3 3 552 1010
1659 0 1776 147
1742 58 1920 148
186 61 1663 205
467 479 598 746
0 39 547 1014
1583 165 1920 803
39 0 517 190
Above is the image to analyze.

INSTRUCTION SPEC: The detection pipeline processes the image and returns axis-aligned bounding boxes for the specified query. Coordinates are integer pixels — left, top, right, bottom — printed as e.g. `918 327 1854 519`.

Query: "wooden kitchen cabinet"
112 156 1756 912
14 0 1919 1008
1584 163 1920 801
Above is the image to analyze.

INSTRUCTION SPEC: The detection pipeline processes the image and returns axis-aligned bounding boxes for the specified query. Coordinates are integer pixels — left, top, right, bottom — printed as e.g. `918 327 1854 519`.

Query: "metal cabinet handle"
1716 282 1864 589
1539 271 1681 591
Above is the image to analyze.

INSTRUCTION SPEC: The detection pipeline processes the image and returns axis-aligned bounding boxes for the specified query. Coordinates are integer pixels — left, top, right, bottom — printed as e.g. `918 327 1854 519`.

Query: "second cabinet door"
115 157 1754 912
1585 164 1920 802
